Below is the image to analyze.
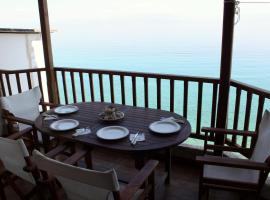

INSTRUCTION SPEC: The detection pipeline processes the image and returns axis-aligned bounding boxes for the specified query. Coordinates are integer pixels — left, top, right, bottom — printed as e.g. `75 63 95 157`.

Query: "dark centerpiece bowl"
98 105 124 122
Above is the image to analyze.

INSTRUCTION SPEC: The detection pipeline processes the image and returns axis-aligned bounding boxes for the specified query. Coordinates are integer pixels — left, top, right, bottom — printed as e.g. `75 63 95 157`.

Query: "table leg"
41 133 50 153
134 152 146 170
165 148 171 184
0 178 6 200
32 128 40 150
134 152 147 188
85 149 93 169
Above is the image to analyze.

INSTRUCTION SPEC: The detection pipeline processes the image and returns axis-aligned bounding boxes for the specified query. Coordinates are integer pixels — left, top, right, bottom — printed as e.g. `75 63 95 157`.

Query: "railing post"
215 0 236 155
38 0 58 103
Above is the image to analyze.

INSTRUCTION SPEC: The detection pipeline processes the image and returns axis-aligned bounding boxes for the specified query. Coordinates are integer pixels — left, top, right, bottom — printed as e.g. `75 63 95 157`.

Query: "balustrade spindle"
120 75 125 105
242 92 252 148
232 87 241 145
0 74 6 96
183 81 188 118
170 79 175 112
157 78 161 109
196 82 203 135
15 73 22 93
98 74 104 102
70 72 77 103
88 73 95 102
109 74 115 103
5 73 12 95
256 96 265 131
144 77 148 108
37 71 44 101
211 83 218 127
54 71 60 103
79 72 85 102
61 71 68 104
26 72 32 89
132 76 137 106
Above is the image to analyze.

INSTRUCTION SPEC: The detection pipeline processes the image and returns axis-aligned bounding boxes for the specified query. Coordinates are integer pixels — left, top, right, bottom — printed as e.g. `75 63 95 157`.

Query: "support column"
38 0 58 103
215 0 236 154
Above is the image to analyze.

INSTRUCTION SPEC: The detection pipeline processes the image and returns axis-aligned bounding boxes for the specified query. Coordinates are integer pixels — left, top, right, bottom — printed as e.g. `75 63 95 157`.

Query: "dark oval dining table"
35 102 191 183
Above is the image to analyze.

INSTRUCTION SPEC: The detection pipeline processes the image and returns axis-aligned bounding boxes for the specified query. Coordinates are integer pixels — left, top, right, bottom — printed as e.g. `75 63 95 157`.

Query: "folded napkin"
43 116 58 121
43 114 58 121
161 116 185 124
72 128 91 137
129 133 145 142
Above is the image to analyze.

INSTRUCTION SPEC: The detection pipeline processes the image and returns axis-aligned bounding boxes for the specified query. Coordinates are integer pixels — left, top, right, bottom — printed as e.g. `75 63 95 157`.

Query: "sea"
50 5 270 146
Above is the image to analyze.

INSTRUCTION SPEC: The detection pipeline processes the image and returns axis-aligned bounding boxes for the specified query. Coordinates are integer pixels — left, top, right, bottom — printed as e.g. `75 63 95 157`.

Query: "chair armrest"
63 147 89 165
204 144 251 155
23 164 37 173
196 155 269 170
3 115 34 126
120 160 159 200
45 144 70 158
46 144 89 165
201 127 256 137
7 127 33 140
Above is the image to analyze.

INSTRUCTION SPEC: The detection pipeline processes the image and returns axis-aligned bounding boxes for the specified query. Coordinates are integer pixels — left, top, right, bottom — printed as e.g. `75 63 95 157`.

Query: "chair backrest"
0 137 35 184
0 86 41 122
32 150 120 200
251 110 270 162
0 104 8 136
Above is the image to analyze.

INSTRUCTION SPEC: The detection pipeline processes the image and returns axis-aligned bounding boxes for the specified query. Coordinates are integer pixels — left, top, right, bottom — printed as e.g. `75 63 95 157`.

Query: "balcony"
0 67 269 152
1 0 270 199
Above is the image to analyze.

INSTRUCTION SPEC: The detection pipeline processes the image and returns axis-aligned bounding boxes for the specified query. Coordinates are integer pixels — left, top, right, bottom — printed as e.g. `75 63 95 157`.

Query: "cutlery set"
72 127 91 137
130 131 145 146
43 106 182 145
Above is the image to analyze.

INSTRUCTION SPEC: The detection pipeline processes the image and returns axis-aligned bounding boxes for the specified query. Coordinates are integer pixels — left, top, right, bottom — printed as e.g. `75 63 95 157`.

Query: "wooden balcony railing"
53 67 220 139
0 68 48 102
0 67 269 145
226 80 270 152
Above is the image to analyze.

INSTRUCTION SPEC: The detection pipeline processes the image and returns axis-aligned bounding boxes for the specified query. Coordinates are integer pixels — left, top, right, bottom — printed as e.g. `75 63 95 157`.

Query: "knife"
131 132 139 145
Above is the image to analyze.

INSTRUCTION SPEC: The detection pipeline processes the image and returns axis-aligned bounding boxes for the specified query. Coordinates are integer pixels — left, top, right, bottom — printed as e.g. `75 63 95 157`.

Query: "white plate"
54 105 79 114
149 121 181 134
96 126 129 140
50 119 79 131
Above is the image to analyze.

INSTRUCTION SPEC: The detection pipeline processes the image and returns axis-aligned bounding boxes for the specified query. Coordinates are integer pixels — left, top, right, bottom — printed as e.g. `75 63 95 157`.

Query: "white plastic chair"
33 150 158 200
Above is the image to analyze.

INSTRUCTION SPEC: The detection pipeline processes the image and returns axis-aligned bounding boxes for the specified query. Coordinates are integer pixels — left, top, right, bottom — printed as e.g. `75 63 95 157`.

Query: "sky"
0 0 269 87
1 0 269 50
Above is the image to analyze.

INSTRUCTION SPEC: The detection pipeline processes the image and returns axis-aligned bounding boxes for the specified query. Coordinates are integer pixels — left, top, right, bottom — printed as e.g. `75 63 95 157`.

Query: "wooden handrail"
0 68 46 74
54 67 220 83
231 79 270 98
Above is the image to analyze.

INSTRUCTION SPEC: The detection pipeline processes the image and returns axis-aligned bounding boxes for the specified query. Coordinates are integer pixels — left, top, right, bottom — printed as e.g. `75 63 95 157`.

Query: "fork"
72 127 91 137
131 131 143 146
131 131 139 145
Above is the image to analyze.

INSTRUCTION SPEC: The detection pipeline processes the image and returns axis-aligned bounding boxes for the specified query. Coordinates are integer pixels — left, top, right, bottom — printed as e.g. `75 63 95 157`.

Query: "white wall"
0 33 49 102
0 33 44 69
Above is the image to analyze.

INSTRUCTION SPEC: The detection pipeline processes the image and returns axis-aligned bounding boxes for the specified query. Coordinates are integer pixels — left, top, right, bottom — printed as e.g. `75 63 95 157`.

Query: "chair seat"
119 182 144 200
66 182 143 200
203 164 260 184
20 124 54 143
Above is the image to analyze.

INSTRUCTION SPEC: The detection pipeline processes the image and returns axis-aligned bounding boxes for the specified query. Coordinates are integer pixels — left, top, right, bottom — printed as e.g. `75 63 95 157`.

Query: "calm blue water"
51 15 270 146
